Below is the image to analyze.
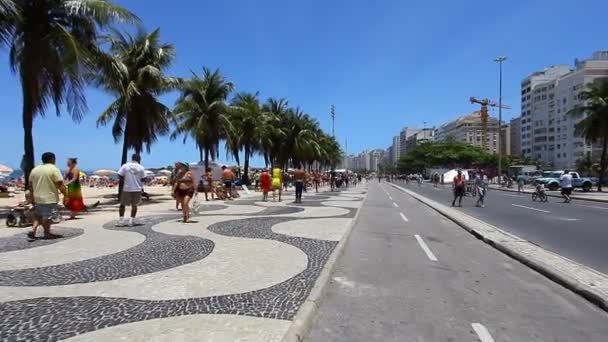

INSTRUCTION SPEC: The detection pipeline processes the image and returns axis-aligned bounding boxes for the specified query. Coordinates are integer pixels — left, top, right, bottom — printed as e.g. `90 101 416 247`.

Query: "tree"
230 92 270 185
6 0 137 185
92 28 179 183
569 78 608 191
172 68 234 169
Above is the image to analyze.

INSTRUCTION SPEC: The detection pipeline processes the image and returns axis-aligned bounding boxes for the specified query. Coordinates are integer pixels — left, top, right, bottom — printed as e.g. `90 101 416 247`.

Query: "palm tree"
569 79 608 191
172 68 234 169
0 0 17 48
230 92 271 185
6 0 138 185
92 28 179 177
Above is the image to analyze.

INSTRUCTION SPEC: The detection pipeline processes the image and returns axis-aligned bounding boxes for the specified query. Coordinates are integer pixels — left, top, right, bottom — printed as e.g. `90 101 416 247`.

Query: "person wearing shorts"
221 165 235 200
452 170 465 207
116 154 145 227
560 170 573 203
28 152 66 239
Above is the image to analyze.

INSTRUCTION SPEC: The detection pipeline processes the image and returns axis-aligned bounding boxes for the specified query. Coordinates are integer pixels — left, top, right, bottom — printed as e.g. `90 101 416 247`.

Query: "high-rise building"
521 51 608 168
392 135 401 162
405 128 435 152
509 117 522 157
500 123 511 156
435 111 499 153
399 127 422 156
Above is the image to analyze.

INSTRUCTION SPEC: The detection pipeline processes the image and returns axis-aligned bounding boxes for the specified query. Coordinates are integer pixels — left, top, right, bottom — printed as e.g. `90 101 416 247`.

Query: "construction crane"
469 97 511 152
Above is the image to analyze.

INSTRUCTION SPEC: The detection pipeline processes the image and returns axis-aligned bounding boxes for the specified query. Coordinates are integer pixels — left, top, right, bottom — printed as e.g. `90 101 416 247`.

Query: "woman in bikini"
172 162 195 223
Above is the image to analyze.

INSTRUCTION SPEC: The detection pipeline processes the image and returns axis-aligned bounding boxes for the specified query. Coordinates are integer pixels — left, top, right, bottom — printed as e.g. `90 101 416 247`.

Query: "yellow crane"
469 97 511 151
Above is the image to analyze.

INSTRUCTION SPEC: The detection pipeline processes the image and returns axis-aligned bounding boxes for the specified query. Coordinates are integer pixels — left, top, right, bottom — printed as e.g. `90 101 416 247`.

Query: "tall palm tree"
569 79 608 191
172 68 234 169
261 98 288 167
0 0 17 48
92 28 179 175
6 0 138 185
230 92 271 185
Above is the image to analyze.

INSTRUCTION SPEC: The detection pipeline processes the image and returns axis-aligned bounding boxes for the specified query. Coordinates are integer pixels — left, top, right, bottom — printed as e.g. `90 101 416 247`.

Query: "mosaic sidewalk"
0 186 367 341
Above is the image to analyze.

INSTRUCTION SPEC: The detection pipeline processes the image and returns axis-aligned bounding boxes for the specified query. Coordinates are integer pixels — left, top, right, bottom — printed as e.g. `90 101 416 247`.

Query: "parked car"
534 171 597 192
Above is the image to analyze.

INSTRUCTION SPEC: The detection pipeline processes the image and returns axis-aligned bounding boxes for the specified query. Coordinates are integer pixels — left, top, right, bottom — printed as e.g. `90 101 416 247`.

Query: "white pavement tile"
272 218 352 241
0 215 308 301
63 314 291 342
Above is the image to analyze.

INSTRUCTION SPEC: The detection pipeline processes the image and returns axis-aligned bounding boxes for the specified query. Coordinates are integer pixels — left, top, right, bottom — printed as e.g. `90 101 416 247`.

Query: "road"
307 181 608 341
390 180 608 274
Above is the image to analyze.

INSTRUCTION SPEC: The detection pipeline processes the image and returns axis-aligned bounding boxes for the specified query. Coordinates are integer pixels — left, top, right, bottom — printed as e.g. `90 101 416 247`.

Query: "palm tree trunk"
204 149 209 170
243 145 250 185
598 135 608 192
199 147 204 164
22 100 34 188
118 132 129 196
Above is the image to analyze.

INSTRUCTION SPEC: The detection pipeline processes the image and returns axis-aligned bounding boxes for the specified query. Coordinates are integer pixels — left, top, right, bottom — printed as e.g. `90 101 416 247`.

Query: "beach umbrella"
89 175 101 179
158 169 172 176
93 169 118 177
0 164 13 175
144 170 154 177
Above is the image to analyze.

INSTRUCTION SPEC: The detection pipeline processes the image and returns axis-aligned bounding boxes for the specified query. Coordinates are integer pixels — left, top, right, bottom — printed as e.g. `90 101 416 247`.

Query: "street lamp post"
494 56 507 184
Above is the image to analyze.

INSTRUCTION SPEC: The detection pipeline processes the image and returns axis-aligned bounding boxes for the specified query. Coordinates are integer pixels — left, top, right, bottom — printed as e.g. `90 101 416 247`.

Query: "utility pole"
330 104 336 138
494 56 508 184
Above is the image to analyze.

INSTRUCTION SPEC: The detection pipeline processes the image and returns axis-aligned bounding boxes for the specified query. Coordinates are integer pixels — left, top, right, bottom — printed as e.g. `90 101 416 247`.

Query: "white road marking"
471 323 495 342
556 218 579 221
414 234 438 261
575 204 608 210
333 276 355 289
399 212 409 222
511 204 550 213
388 196 393 200
393 202 399 208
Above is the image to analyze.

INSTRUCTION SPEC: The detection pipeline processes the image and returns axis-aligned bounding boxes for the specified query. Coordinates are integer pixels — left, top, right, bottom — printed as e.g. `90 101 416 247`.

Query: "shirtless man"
293 166 306 203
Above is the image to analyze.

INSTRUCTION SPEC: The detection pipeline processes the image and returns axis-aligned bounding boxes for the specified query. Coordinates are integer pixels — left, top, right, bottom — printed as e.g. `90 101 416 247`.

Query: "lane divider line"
511 204 550 213
400 212 409 222
393 202 399 208
471 323 495 342
388 195 393 200
414 234 438 261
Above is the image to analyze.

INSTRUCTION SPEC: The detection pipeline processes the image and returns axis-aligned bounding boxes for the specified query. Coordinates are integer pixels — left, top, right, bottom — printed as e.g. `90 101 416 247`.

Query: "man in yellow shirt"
28 152 66 239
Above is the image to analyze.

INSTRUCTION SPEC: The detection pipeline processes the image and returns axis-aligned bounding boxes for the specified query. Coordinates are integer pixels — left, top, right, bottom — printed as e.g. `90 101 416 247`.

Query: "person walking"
452 170 465 207
64 157 85 219
516 174 526 193
173 162 195 223
260 168 271 201
560 170 573 203
202 167 215 201
293 165 306 203
116 154 145 227
313 171 321 193
475 170 488 208
221 165 235 200
272 166 283 202
254 171 260 192
28 152 66 239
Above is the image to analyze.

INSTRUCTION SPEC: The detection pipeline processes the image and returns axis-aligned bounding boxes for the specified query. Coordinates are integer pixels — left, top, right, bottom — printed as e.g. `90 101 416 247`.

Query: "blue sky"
1 0 607 170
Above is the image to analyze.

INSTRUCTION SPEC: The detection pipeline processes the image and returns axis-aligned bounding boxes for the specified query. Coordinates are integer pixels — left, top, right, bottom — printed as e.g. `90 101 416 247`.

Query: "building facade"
520 51 608 168
405 128 435 152
392 135 401 162
399 127 422 157
500 123 511 156
509 117 521 157
435 111 499 153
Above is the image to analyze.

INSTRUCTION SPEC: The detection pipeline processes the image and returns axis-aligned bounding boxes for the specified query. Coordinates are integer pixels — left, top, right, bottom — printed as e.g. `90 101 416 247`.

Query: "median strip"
390 182 608 312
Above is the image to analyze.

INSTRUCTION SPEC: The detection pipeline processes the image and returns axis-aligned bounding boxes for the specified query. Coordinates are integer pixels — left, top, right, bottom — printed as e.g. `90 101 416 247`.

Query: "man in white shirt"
116 154 145 226
560 170 573 203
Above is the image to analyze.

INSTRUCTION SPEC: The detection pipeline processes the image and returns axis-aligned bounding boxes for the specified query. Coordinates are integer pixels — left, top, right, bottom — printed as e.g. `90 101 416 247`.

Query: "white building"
520 51 608 168
405 128 435 152
435 111 499 153
399 127 422 157
392 135 401 162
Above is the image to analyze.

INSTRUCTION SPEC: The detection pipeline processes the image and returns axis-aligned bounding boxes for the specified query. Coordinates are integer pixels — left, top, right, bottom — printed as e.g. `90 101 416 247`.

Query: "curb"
488 186 608 203
280 186 368 342
390 182 608 313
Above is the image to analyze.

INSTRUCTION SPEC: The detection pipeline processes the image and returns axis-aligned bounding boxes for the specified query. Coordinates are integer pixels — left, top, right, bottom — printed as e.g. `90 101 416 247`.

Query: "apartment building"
520 51 608 168
392 135 401 162
435 111 499 153
399 127 422 157
509 117 521 157
405 128 435 152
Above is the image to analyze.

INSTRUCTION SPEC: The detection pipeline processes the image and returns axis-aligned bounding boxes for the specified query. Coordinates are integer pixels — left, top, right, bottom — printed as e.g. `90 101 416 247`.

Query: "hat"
176 161 189 169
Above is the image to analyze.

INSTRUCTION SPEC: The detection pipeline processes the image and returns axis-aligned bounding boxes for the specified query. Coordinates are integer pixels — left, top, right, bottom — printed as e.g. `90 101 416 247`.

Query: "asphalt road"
388 180 608 274
307 181 608 342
